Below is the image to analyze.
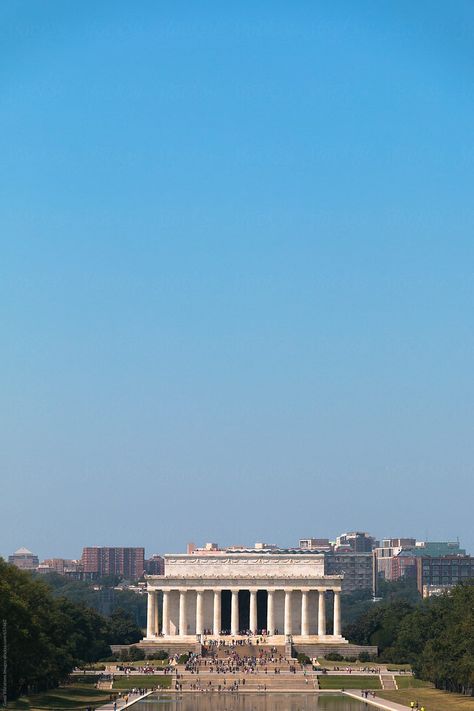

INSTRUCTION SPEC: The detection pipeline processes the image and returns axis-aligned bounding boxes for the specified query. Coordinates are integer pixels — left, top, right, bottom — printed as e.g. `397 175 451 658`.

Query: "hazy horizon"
2 2 474 560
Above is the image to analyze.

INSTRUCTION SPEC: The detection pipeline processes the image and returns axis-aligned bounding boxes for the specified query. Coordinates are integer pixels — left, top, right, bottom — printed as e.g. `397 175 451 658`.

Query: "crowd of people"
163 650 312 693
117 665 160 675
203 636 279 649
173 676 273 693
184 651 293 676
201 629 278 638
331 666 382 673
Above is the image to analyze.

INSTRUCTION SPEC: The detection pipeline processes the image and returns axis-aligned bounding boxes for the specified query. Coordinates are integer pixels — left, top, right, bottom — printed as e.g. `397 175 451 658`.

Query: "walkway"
97 690 153 711
344 690 410 711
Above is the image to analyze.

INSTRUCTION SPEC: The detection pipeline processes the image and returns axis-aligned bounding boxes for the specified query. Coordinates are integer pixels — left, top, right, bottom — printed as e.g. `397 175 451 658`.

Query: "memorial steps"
175 669 319 693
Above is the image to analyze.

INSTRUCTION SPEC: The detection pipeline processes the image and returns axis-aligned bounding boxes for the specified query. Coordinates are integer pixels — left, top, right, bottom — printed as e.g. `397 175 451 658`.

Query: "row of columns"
147 588 341 638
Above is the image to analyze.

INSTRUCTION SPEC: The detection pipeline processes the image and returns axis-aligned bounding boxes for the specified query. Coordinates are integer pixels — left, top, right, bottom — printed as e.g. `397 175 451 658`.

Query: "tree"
345 599 415 653
0 559 130 700
377 576 420 604
346 578 474 695
415 584 474 695
107 608 142 645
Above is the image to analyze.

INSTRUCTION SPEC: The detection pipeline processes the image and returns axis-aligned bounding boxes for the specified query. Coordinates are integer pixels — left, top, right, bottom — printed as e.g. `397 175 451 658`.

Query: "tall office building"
335 531 377 553
416 555 474 595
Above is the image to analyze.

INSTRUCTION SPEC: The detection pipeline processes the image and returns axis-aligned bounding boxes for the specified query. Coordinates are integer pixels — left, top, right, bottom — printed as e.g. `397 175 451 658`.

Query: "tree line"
0 559 142 700
346 581 474 695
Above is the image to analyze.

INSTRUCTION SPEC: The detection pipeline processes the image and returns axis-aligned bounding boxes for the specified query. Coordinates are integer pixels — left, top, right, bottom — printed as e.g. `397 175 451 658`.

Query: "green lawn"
7 682 110 710
81 659 169 671
396 676 432 689
378 688 474 711
113 675 172 690
318 675 381 690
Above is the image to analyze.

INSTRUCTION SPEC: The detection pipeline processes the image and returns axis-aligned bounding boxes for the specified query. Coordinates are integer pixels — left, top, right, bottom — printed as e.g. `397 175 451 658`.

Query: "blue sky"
1 1 474 560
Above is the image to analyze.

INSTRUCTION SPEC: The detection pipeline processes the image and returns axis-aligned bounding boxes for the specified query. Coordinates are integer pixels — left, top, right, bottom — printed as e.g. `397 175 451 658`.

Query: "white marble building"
144 551 347 643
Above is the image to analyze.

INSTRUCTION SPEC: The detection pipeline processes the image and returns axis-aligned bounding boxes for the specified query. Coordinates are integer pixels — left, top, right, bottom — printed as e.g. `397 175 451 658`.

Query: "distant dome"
13 547 34 556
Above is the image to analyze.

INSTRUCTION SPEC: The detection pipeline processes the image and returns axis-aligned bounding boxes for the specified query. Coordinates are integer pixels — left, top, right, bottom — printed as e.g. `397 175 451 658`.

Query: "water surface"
135 693 370 711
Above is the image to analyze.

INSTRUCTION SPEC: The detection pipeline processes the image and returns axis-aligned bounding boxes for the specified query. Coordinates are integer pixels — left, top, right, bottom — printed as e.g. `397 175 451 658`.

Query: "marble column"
196 591 204 636
179 590 188 637
213 590 221 636
301 591 309 636
318 590 326 637
146 588 156 638
154 591 159 636
267 590 275 635
284 590 293 636
231 590 239 635
333 590 341 637
162 591 170 636
249 590 258 634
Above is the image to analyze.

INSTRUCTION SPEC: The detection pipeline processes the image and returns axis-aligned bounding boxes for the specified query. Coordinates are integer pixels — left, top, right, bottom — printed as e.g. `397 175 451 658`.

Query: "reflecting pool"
134 693 372 711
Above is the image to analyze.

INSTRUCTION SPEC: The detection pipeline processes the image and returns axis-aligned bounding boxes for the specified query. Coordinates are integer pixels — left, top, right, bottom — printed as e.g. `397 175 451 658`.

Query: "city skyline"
7 535 472 601
3 531 469 565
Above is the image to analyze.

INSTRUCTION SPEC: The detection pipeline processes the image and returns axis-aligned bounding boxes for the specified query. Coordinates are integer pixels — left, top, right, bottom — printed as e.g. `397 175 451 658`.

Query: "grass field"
318 675 382 690
378 688 474 711
7 682 110 710
396 677 433 689
112 676 172 690
83 659 169 671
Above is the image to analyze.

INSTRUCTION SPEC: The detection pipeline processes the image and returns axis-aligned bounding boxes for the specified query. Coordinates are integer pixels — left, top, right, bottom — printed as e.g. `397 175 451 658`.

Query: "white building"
144 550 347 644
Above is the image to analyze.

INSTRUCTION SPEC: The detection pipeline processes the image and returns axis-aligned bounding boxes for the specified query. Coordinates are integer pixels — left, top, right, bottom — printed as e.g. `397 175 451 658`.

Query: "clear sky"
1 1 474 561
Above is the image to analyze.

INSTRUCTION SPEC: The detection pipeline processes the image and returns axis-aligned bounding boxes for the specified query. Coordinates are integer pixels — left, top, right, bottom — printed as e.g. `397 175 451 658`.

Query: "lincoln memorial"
144 550 348 646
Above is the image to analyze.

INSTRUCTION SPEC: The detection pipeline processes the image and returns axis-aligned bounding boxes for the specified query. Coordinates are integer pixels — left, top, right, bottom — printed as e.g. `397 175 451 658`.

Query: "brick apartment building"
144 554 165 575
81 546 145 580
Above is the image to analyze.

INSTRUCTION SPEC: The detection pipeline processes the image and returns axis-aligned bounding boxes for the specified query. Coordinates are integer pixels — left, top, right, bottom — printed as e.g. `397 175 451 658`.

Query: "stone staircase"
380 673 398 690
175 669 317 692
174 656 317 693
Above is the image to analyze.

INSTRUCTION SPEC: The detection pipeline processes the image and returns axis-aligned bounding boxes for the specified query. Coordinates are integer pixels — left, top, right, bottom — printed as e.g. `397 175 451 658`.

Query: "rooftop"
13 547 35 556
